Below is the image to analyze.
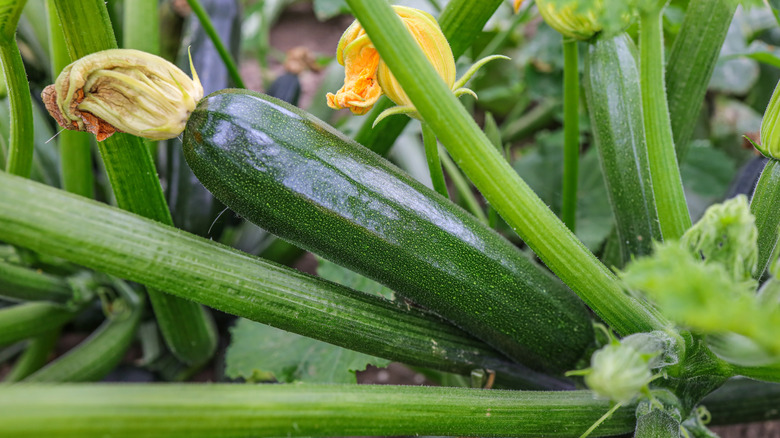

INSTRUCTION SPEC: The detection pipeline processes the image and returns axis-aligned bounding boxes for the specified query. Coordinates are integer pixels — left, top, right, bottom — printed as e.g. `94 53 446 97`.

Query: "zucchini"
183 89 593 372
584 34 661 265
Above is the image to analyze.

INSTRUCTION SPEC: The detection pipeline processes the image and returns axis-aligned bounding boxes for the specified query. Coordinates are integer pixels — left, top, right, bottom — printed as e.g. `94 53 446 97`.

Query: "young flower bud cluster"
535 0 604 41
42 49 203 141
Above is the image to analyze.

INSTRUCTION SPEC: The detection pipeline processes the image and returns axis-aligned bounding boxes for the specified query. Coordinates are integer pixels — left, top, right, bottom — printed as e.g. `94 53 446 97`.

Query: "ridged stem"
0 302 74 346
422 122 448 198
45 0 94 198
639 7 691 241
666 0 737 160
353 0 503 155
562 39 579 232
25 282 144 382
440 148 488 224
52 0 218 367
185 0 244 88
344 0 669 336
750 159 780 278
0 384 637 438
3 329 60 382
0 260 72 304
0 172 552 388
0 39 34 177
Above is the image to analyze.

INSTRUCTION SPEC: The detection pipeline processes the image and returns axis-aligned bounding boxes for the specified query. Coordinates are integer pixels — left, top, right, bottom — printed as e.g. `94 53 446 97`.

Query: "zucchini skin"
183 89 593 372
584 34 661 264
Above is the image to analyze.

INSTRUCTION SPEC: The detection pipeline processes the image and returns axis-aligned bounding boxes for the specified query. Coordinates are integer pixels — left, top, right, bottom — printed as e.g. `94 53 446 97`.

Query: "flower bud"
759 78 780 159
326 6 455 116
535 0 603 41
584 342 654 404
42 48 203 141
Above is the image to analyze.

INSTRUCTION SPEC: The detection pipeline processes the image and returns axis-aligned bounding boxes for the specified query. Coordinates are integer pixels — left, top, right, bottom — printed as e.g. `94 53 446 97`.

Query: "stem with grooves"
45 0 94 198
52 0 217 366
440 149 489 224
562 39 580 232
422 122 449 198
0 384 637 438
0 41 34 177
344 0 669 336
639 7 691 240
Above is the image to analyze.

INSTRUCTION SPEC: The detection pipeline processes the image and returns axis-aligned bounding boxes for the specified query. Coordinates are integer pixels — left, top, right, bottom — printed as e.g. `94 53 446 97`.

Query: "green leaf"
225 319 390 384
313 0 349 21
224 256 393 384
513 130 613 250
680 140 736 199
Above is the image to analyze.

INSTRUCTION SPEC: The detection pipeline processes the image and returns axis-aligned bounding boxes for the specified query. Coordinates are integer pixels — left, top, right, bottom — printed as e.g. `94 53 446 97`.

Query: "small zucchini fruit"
584 34 661 265
183 89 593 372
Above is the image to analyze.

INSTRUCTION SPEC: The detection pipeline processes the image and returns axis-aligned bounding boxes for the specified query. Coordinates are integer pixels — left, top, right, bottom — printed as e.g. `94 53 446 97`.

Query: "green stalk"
45 0 94 198
0 38 34 177
750 159 780 279
3 328 60 382
666 0 737 160
728 363 780 384
0 384 637 438
0 302 74 346
122 0 159 54
344 0 668 336
353 0 503 155
639 7 692 241
52 0 218 367
122 0 160 159
185 0 244 88
25 281 143 382
0 172 549 387
440 148 488 224
0 260 72 304
562 39 579 232
422 122 448 198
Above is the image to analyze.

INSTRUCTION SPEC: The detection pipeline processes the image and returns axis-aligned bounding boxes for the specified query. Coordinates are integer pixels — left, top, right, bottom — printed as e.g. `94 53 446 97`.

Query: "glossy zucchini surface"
183 89 593 372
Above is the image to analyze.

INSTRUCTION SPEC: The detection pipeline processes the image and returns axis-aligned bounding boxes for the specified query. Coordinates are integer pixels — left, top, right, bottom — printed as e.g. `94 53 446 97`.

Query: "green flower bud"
760 78 780 159
535 0 604 41
42 49 203 141
583 342 654 404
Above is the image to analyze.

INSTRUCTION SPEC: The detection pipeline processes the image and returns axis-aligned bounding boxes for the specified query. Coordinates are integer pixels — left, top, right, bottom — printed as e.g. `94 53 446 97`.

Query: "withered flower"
42 48 203 141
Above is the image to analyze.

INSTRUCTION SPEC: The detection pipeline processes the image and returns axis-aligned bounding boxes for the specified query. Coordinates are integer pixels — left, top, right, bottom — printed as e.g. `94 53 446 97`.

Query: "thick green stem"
185 0 244 88
0 172 550 388
0 302 74 346
353 0 503 154
0 260 72 304
344 0 668 336
440 148 488 224
750 159 780 279
0 41 34 177
562 39 579 232
422 122 448 198
3 329 60 382
122 0 159 55
639 8 692 240
729 363 780 384
666 0 737 160
25 282 144 383
52 0 218 367
45 0 94 198
0 384 637 438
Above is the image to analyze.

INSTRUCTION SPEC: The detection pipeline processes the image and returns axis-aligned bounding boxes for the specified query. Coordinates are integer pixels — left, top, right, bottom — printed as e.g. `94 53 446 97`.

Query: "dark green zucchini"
584 34 662 265
183 89 593 372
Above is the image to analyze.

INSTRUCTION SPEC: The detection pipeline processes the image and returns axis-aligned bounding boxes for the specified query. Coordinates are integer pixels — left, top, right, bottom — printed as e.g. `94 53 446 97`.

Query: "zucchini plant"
1 0 780 437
